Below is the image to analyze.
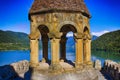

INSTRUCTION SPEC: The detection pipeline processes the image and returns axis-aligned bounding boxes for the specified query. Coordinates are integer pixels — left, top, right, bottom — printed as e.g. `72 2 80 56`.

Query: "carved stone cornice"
83 34 91 40
74 32 83 39
48 32 63 39
29 32 40 40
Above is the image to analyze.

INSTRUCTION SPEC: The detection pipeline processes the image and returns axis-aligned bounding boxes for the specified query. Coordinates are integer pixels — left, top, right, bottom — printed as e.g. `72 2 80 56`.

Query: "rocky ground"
0 60 106 80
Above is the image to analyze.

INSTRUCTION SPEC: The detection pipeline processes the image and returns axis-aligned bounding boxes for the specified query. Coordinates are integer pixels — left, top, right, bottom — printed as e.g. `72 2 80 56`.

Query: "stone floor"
0 60 106 80
30 68 105 80
29 61 105 80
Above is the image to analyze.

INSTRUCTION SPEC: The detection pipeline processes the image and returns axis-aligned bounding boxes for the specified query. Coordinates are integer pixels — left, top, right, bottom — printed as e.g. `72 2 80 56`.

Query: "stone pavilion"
29 0 92 70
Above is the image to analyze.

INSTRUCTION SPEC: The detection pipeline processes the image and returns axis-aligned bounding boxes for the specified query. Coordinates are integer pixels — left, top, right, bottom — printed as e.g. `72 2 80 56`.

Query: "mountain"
92 35 98 40
66 35 98 52
92 30 120 52
0 30 29 50
0 29 99 51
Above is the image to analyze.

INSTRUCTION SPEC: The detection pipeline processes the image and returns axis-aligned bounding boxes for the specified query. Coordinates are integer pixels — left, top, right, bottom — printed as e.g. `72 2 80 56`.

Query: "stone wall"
0 60 29 80
10 60 29 74
103 60 120 80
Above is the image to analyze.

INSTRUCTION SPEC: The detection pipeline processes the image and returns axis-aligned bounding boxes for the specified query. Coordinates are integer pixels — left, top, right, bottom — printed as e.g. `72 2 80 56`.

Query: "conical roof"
29 0 90 17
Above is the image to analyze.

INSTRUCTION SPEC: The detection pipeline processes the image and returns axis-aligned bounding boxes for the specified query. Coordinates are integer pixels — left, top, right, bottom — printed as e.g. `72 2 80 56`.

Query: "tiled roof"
29 0 90 16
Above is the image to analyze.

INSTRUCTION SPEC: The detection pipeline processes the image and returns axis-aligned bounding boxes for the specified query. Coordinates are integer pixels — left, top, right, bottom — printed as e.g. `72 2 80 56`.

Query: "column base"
83 61 93 68
30 62 39 68
86 61 93 65
75 63 84 69
49 63 63 73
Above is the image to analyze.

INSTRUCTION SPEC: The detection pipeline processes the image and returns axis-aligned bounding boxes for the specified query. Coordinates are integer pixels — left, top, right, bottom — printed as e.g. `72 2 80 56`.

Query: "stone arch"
59 24 77 67
58 21 79 33
83 26 90 35
83 26 91 63
38 25 50 61
38 25 49 35
60 24 77 33
37 23 51 32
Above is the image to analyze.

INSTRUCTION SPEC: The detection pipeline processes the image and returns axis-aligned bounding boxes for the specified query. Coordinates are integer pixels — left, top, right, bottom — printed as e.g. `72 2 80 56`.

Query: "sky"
0 0 120 36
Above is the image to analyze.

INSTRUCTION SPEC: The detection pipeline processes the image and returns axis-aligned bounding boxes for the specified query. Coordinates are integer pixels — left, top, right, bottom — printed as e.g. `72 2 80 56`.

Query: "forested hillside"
0 30 29 50
92 30 120 52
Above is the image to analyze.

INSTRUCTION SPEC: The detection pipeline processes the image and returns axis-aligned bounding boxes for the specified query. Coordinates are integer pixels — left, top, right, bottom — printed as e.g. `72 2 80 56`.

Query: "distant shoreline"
0 49 30 51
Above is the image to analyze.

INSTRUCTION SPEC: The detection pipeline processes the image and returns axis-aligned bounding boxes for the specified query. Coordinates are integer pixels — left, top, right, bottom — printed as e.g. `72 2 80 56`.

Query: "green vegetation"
92 30 120 53
0 30 30 50
92 51 120 62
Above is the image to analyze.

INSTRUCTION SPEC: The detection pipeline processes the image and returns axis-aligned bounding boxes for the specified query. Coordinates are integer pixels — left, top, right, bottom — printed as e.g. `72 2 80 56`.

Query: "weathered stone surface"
41 58 46 63
30 68 105 80
0 60 29 80
29 0 90 17
103 60 120 80
10 60 29 74
94 60 101 70
60 61 74 71
49 63 63 73
29 11 91 70
29 0 92 74
38 62 49 70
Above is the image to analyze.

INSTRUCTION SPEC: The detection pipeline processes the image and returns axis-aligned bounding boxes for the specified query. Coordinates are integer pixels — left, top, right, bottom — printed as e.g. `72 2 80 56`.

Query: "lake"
0 50 120 66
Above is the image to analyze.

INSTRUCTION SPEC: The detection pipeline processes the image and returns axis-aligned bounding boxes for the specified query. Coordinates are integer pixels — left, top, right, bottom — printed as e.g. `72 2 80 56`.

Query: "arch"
38 25 50 61
60 24 77 33
83 26 90 34
60 24 77 67
83 26 91 63
38 25 49 35
58 21 79 33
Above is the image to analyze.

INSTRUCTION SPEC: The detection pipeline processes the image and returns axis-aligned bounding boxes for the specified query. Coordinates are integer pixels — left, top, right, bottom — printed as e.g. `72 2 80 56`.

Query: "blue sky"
0 0 120 36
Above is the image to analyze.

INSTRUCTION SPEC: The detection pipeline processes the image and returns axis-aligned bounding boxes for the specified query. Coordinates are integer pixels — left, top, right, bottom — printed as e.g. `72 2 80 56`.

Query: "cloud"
92 30 110 36
66 30 110 37
66 32 73 37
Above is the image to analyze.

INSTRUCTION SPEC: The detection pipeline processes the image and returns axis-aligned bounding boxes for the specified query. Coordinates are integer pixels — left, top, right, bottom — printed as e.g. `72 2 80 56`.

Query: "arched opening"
83 27 89 35
38 25 50 63
66 32 75 61
83 27 90 62
60 24 77 66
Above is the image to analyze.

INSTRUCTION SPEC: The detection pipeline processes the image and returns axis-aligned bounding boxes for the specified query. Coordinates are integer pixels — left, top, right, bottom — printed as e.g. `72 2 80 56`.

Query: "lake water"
0 50 120 66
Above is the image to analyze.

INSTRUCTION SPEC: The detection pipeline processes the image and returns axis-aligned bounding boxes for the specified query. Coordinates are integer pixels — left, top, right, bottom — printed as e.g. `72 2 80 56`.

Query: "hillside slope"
92 30 120 52
0 30 99 51
0 30 29 50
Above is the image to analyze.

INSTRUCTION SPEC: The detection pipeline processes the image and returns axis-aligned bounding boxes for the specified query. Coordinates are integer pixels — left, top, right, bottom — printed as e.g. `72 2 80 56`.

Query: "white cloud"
66 30 110 37
92 30 110 36
66 32 73 37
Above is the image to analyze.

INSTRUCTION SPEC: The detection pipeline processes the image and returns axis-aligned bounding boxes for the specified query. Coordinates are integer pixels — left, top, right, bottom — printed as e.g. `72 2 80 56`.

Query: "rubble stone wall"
103 60 120 80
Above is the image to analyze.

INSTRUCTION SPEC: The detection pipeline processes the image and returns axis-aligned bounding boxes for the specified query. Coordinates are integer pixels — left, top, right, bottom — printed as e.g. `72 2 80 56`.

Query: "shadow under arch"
38 25 51 64
83 26 90 62
83 26 90 34
60 24 77 67
58 21 79 33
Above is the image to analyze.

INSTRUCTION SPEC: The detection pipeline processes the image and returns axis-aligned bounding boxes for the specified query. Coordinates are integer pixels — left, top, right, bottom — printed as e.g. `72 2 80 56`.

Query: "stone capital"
83 34 91 40
29 32 40 40
48 32 63 39
50 38 60 43
74 32 83 39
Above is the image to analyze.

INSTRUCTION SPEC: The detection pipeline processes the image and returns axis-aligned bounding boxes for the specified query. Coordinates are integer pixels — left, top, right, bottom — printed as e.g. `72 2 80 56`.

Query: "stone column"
84 39 92 65
86 39 91 63
42 38 48 60
60 37 67 60
75 39 83 68
50 38 60 64
30 39 39 67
